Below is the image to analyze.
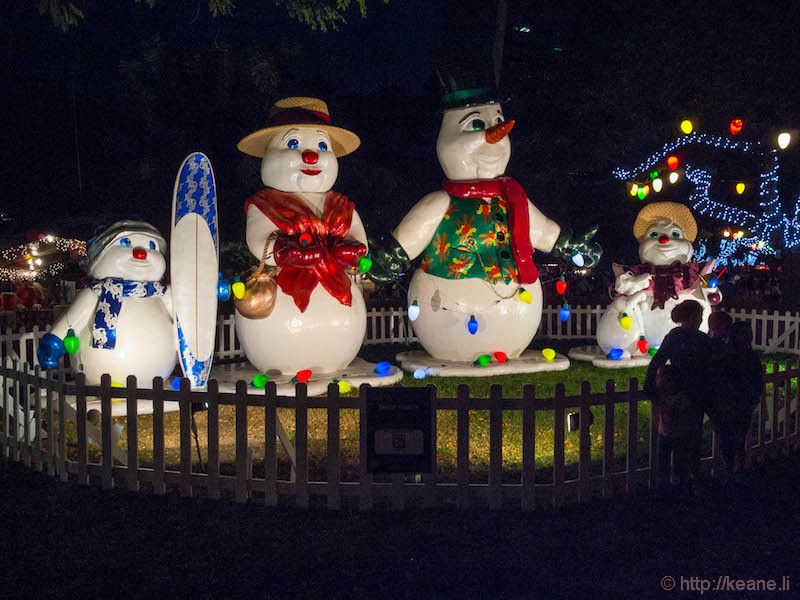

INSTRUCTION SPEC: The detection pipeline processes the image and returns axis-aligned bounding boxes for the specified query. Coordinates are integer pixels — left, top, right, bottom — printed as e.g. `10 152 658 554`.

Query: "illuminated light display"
613 129 800 266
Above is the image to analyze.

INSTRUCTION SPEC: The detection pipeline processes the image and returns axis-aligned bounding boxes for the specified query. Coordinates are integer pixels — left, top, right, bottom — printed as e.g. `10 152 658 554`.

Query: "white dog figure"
596 202 720 360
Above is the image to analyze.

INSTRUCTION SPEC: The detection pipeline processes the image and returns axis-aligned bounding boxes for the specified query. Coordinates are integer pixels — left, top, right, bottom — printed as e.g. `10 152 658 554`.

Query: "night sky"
2 0 800 263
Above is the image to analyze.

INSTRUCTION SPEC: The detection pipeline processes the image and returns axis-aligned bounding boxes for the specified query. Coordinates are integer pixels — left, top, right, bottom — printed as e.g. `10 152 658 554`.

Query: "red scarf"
442 177 538 284
245 188 356 312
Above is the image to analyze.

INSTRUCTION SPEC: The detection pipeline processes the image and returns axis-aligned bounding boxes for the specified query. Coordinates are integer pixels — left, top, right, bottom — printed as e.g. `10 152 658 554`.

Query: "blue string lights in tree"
613 125 798 267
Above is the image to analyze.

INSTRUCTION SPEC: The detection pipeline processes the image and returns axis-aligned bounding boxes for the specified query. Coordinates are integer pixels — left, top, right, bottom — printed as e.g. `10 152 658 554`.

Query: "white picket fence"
4 306 800 367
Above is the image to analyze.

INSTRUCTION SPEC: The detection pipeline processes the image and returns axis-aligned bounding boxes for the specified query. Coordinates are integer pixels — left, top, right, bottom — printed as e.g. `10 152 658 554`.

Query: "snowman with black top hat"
368 75 601 376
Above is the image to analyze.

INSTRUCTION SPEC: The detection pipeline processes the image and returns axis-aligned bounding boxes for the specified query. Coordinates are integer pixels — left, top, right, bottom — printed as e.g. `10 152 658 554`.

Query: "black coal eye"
671 231 681 238
471 118 486 131
495 116 504 124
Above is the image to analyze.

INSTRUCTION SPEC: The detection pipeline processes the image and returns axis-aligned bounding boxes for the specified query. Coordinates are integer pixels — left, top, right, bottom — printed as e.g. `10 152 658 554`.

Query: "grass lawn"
70 341 796 486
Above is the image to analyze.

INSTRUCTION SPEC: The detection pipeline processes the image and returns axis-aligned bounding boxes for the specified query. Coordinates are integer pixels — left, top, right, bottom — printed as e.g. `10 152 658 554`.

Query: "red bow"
245 188 364 312
442 177 538 284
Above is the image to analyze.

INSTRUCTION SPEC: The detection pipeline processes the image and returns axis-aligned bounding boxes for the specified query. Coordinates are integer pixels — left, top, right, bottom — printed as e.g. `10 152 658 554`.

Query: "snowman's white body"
596 219 716 357
235 127 368 374
392 102 561 362
48 231 177 385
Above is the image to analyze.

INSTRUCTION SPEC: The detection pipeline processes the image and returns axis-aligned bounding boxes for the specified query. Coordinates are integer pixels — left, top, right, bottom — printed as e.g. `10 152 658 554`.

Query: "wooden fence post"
422 385 437 509
22 364 31 468
152 377 165 495
625 378 638 496
772 360 780 451
456 384 470 510
488 384 503 510
326 383 341 510
295 383 309 509
45 370 55 477
75 372 88 485
263 382 277 507
521 384 536 511
179 378 192 498
207 380 221 501
603 380 616 498
234 380 249 503
57 370 67 481
126 375 139 492
359 384 373 511
553 383 566 508
33 365 42 472
100 374 114 490
578 381 591 503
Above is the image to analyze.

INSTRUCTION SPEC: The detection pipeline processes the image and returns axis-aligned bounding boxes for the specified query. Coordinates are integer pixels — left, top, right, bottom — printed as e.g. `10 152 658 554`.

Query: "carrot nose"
658 235 670 244
485 119 515 144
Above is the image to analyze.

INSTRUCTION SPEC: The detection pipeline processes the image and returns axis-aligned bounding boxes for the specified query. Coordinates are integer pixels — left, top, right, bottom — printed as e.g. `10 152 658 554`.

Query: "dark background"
3 0 800 264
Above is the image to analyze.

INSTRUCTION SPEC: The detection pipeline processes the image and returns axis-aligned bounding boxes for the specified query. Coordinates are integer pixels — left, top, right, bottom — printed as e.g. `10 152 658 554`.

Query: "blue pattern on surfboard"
175 152 218 251
173 151 218 389
177 317 212 387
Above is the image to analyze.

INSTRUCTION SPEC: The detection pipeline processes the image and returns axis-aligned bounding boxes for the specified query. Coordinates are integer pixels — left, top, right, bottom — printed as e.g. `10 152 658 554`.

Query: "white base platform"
568 345 652 369
396 350 570 377
211 358 403 396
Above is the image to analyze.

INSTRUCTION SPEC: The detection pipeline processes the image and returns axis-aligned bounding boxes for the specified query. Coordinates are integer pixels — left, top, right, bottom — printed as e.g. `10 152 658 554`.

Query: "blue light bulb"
413 368 427 380
375 361 391 376
559 305 571 322
467 315 478 335
608 348 624 361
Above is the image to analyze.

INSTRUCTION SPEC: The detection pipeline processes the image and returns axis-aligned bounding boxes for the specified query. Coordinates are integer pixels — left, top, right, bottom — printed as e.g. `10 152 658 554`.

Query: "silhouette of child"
715 321 763 477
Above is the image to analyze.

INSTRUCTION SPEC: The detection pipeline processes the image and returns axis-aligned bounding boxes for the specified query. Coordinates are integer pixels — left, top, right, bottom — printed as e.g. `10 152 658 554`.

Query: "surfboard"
170 152 219 389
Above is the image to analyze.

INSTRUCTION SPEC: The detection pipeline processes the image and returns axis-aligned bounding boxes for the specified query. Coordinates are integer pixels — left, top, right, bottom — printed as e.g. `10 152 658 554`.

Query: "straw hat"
633 201 698 242
237 97 361 158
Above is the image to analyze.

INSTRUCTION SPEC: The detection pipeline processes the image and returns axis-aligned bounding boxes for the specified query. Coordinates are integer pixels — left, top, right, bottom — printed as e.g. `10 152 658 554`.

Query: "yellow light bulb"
778 132 791 149
680 119 693 134
736 182 745 195
669 171 679 184
541 348 556 361
629 183 639 197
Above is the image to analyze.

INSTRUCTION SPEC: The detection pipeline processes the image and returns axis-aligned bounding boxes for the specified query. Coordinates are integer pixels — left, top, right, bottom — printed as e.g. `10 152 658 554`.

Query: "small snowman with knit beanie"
368 76 601 376
37 220 178 384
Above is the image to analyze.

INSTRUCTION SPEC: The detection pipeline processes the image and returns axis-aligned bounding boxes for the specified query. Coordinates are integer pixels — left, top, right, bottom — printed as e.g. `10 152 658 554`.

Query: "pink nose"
302 150 318 164
658 235 670 244
132 247 147 260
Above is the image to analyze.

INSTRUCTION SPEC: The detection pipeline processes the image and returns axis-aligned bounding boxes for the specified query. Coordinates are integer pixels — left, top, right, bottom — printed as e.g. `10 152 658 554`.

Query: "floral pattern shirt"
420 194 519 283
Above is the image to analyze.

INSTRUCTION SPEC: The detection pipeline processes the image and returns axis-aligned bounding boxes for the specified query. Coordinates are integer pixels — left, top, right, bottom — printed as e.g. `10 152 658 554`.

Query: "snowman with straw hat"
234 97 372 376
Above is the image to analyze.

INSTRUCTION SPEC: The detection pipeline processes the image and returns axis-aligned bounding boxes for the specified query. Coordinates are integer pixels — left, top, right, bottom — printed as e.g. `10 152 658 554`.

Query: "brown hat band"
268 107 331 127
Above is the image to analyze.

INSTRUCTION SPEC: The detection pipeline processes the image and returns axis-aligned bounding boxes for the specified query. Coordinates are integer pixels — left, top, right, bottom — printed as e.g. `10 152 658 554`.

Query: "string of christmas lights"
613 126 797 267
0 235 86 282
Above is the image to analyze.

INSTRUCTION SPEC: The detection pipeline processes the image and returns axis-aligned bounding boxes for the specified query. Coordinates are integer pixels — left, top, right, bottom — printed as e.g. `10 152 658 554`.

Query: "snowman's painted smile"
301 168 322 176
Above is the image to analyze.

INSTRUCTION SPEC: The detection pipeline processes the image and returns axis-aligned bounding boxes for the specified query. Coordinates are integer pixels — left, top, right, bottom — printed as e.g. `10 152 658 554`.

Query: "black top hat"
436 65 507 110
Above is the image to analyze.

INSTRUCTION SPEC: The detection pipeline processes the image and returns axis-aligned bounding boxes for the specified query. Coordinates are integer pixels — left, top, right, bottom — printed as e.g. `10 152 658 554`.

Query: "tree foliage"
36 0 382 32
